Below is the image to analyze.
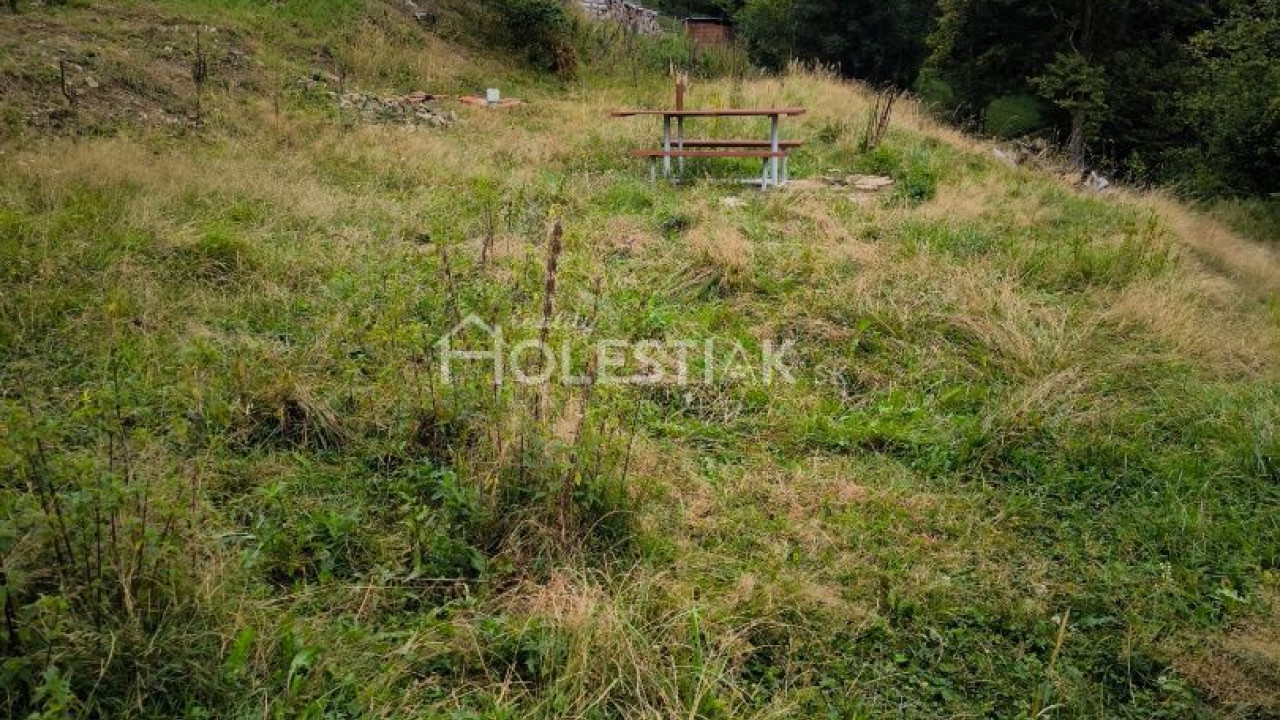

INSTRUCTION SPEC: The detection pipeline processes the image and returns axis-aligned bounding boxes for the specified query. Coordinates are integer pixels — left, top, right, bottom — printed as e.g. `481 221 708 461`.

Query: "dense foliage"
454 0 580 74
651 0 1279 197
922 0 1277 195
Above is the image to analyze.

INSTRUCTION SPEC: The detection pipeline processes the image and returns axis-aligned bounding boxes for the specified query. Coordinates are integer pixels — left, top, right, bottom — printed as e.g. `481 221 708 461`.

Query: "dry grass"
931 261 1079 377
592 216 656 259
688 224 754 278
346 11 494 90
918 174 1044 227
488 567 797 720
1102 277 1277 376
1135 190 1280 295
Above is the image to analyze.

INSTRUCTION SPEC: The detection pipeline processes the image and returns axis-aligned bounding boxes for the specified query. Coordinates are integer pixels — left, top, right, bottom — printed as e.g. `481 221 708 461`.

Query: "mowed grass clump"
2 2 1280 719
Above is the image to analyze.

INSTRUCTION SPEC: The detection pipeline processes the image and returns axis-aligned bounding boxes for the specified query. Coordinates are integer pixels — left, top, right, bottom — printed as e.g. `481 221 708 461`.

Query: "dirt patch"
1175 592 1280 715
785 174 894 194
596 216 654 258
0 4 262 135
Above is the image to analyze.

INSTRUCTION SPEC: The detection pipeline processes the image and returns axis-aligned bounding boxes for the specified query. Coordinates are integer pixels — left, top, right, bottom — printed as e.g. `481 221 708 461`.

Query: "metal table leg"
769 114 780 189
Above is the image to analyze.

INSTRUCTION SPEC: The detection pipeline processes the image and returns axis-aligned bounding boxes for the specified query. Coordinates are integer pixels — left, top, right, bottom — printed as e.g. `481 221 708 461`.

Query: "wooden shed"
684 15 734 46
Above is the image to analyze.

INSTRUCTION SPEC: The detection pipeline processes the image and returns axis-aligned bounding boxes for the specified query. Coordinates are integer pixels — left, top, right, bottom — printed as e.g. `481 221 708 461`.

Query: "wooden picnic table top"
611 107 807 118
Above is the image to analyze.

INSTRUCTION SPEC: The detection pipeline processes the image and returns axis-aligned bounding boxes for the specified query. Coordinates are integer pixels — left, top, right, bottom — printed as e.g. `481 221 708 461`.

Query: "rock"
784 174 894 192
402 0 439 24
335 90 454 128
847 175 894 192
1084 170 1112 194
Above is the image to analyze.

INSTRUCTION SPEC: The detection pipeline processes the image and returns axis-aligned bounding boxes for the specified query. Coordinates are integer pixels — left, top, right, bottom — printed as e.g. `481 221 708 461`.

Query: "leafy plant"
489 0 578 75
984 93 1045 138
1031 51 1108 166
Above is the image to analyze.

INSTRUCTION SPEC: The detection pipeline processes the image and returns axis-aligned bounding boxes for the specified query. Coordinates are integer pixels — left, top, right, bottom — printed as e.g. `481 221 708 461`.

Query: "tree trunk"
1068 110 1087 167
1081 0 1095 53
1071 0 1096 167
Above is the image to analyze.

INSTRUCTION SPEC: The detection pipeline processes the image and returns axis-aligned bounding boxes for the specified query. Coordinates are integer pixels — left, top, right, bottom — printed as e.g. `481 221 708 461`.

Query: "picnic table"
611 106 807 189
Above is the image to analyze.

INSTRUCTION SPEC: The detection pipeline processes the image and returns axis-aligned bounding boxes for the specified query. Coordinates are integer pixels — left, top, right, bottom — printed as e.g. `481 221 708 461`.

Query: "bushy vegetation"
2 2 1279 719
483 0 580 74
983 94 1045 139
653 0 1279 198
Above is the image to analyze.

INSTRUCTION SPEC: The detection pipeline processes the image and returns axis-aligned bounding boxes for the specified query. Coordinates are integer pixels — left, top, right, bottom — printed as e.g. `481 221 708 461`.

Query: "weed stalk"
192 28 208 128
534 220 563 421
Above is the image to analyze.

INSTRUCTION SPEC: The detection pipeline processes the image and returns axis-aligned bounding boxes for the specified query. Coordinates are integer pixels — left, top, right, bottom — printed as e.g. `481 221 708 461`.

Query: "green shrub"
735 0 793 70
983 93 1045 138
913 67 956 109
854 145 939 205
638 31 692 73
490 0 578 74
1 392 227 718
896 160 939 205
854 144 904 176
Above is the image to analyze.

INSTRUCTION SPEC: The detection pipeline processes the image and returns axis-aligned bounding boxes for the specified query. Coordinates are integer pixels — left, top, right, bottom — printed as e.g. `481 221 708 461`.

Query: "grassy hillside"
2 2 1279 718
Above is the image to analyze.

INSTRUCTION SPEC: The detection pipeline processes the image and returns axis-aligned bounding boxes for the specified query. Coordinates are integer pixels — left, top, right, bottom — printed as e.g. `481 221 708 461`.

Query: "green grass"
2 2 1279 719
1205 196 1280 245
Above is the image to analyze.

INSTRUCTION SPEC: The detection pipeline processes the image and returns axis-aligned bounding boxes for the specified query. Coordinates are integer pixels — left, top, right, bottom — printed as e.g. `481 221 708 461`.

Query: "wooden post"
59 59 74 109
675 77 686 174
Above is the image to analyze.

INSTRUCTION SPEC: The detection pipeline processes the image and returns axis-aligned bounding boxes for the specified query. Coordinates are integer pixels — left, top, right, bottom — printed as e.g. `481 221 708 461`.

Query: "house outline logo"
435 314 504 385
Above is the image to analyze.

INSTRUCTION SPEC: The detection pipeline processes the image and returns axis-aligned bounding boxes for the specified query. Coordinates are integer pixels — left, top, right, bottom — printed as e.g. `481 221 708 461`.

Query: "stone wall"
578 0 660 35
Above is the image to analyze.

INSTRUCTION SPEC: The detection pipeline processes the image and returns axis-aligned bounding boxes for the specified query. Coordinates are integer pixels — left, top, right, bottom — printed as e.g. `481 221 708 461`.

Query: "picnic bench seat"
628 141 803 184
629 149 788 158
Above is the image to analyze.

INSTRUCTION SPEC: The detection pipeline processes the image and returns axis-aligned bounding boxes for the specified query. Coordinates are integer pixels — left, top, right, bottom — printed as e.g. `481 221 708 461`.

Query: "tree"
922 0 1262 189
923 0 1064 114
736 0 936 85
1031 51 1107 166
1181 0 1280 194
736 0 795 69
649 0 740 16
